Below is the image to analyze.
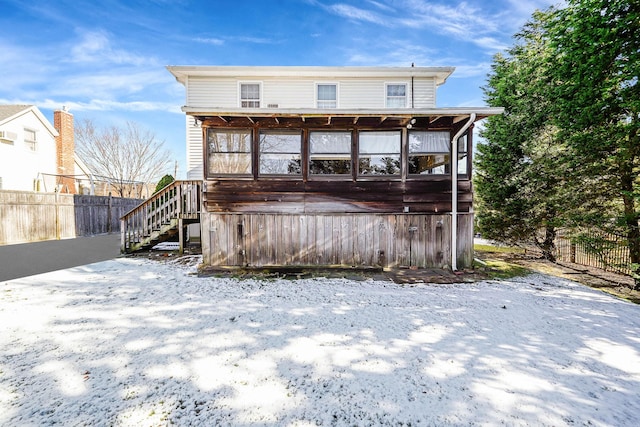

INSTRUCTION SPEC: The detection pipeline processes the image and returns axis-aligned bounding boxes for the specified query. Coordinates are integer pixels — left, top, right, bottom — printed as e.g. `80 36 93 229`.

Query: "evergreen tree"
545 0 640 285
475 10 567 260
154 174 175 194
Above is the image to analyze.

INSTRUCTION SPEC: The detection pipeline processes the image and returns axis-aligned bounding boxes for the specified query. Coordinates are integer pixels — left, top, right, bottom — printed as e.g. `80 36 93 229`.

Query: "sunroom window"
207 129 252 175
386 84 407 108
240 83 260 108
457 134 468 175
317 84 337 108
309 131 351 176
259 130 302 175
408 131 450 175
358 131 401 176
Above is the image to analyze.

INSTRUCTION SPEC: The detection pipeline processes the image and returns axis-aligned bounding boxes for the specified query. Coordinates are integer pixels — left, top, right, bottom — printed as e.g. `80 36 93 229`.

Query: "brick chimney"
54 107 76 194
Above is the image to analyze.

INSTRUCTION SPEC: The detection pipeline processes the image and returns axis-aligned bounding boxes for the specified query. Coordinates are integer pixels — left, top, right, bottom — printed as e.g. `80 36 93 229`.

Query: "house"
0 105 61 192
153 66 502 269
0 105 85 194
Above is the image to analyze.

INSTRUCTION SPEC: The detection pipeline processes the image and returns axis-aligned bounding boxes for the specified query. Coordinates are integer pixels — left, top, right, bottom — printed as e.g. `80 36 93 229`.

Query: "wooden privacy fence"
0 190 142 245
555 230 631 276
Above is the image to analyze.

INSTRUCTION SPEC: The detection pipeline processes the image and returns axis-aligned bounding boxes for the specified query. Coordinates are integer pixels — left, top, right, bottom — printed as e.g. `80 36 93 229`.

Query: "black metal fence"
555 230 631 276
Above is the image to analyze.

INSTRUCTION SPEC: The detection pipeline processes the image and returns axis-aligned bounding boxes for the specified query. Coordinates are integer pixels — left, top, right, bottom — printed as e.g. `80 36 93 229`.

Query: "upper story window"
24 128 37 151
358 131 401 176
259 130 302 175
309 131 351 176
408 131 450 175
386 83 407 108
207 129 252 175
316 84 337 108
240 83 260 108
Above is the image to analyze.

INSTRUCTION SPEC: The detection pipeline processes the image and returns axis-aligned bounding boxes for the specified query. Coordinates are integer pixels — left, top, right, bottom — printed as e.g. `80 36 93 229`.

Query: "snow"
1 256 639 426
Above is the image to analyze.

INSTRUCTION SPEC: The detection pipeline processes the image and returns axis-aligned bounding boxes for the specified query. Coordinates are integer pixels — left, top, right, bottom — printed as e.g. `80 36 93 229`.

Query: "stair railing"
120 180 201 253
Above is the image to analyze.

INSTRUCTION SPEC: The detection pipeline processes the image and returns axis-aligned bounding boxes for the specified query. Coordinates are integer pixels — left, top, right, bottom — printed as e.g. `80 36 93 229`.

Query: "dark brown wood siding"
203 179 472 214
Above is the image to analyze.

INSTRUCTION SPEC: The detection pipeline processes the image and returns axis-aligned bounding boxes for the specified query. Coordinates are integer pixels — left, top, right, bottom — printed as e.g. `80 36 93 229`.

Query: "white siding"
186 115 204 180
339 79 385 109
187 77 238 108
185 76 438 109
412 78 437 108
263 79 314 108
0 110 57 191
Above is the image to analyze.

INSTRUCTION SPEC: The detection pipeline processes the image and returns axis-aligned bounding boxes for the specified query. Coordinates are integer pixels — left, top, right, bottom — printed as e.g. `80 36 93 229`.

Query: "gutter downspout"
451 113 476 271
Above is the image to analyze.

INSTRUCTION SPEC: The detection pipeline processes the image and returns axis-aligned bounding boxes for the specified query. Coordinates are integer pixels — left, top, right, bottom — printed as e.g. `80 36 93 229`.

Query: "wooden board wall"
204 179 472 214
0 190 141 244
203 212 474 269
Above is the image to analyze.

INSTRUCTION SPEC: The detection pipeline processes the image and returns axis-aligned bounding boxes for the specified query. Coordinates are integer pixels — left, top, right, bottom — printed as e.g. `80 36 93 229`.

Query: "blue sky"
0 0 558 178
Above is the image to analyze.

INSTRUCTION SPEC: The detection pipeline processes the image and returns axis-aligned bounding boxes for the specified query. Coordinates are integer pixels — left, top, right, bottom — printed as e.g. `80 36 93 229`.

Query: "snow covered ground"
1 256 639 426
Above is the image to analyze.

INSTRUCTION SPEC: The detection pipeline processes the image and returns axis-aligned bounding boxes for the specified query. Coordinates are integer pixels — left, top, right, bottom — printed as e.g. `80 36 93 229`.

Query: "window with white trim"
316 84 337 108
408 131 450 175
24 128 37 151
240 83 260 108
358 131 401 176
259 130 302 175
386 83 407 108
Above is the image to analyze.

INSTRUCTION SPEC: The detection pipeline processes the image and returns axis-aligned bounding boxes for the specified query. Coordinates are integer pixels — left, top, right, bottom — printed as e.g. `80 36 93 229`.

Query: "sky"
0 0 559 179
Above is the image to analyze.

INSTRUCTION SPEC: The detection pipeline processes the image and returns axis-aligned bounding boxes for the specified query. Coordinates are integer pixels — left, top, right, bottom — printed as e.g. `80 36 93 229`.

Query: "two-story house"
165 65 502 270
0 105 60 192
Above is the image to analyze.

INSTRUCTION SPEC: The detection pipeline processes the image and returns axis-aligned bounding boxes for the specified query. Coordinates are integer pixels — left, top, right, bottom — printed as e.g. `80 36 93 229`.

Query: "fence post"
107 193 113 234
55 189 61 240
570 242 576 263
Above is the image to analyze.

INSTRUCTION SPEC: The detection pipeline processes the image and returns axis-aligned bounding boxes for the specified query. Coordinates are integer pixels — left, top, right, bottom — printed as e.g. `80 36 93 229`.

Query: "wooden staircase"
120 180 202 254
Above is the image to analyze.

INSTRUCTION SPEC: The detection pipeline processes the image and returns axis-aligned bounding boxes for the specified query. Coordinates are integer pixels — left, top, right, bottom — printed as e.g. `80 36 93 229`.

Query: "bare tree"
75 119 172 198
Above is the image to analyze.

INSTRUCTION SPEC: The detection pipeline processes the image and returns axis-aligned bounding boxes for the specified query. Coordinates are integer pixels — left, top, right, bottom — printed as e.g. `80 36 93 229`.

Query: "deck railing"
120 180 201 253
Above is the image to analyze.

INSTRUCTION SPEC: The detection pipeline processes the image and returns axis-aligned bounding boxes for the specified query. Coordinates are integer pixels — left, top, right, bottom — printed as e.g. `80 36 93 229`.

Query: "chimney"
54 107 76 194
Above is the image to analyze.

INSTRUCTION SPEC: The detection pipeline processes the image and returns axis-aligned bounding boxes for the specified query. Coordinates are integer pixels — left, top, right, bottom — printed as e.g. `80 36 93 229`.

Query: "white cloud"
193 37 224 46
327 3 390 26
69 30 158 67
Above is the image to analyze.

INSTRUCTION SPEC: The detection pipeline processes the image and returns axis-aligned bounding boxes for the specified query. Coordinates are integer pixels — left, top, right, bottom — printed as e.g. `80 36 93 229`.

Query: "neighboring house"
0 105 59 192
165 65 503 270
0 105 153 198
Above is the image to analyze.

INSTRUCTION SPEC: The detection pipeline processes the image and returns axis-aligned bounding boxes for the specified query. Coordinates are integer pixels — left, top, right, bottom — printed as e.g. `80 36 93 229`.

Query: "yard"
1 255 639 426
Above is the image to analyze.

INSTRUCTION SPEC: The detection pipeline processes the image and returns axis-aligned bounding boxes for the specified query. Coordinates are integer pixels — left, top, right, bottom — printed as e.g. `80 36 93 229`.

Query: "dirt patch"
476 250 640 304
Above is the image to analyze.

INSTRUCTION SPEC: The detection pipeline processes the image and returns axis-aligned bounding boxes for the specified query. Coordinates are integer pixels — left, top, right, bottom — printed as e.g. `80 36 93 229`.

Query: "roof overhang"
182 106 504 128
167 65 456 86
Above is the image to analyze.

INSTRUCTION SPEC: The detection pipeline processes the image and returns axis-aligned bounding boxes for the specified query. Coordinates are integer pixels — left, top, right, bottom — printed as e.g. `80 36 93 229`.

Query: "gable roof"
0 104 32 122
0 104 59 136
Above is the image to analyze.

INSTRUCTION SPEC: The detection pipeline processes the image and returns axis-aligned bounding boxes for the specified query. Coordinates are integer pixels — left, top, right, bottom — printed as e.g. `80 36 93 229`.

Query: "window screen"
358 131 401 175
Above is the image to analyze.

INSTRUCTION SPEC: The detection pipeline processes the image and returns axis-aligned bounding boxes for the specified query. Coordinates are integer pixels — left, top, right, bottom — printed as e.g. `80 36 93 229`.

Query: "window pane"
358 131 400 175
317 84 336 100
458 153 468 175
241 84 259 99
259 131 301 175
409 131 450 153
458 135 468 153
317 84 337 108
310 131 351 175
207 130 252 174
409 154 450 175
387 84 406 97
386 84 406 108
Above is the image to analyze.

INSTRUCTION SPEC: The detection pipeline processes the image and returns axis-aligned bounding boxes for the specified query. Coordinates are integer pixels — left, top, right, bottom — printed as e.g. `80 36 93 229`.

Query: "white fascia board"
167 65 456 86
